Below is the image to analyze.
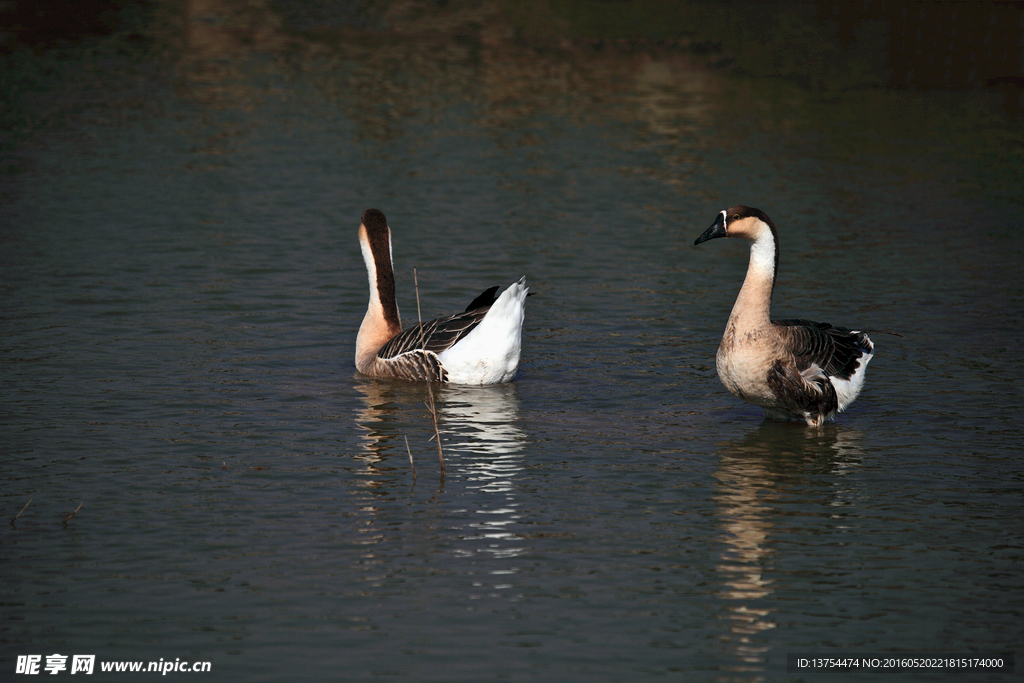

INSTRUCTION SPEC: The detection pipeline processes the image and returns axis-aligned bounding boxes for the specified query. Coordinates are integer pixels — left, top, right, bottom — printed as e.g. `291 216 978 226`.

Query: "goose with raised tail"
355 208 528 384
694 205 874 427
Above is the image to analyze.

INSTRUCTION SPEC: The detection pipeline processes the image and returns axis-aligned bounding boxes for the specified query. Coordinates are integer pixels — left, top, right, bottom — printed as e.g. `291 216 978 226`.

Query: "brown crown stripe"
362 209 400 331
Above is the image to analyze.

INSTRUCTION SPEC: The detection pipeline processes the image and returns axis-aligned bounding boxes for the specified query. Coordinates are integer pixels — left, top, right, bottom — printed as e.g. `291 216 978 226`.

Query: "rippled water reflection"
2 1 1022 681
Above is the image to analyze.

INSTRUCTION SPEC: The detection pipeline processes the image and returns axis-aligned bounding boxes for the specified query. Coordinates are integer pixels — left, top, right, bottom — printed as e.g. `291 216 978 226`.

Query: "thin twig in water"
11 498 32 526
404 435 416 483
63 502 83 524
428 391 444 476
414 267 445 477
414 267 424 345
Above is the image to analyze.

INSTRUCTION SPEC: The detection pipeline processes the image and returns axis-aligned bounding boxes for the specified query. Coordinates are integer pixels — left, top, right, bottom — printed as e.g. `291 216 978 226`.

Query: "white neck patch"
360 232 379 302
748 220 776 278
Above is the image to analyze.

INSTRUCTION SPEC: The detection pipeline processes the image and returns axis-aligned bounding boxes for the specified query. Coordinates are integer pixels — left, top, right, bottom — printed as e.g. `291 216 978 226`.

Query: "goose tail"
437 277 528 384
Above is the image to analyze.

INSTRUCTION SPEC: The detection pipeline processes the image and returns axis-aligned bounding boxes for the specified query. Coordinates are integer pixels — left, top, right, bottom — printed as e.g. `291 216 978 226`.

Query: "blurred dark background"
828 1 1022 89
2 0 1022 95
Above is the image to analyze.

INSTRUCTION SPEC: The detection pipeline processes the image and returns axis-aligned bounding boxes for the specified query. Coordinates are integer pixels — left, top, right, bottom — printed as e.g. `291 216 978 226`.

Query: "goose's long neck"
356 226 402 370
728 228 777 331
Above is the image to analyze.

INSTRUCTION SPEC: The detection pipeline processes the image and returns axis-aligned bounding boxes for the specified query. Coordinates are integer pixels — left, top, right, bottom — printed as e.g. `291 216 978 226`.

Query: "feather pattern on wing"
773 319 874 380
365 286 508 383
765 358 838 422
372 349 448 382
377 306 491 360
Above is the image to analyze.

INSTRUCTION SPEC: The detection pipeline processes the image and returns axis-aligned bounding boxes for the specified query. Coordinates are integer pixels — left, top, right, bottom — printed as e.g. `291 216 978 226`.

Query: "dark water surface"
2 2 1022 681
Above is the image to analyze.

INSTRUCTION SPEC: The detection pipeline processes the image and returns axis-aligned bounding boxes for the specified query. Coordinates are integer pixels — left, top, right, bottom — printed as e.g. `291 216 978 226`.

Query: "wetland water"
2 1 1022 681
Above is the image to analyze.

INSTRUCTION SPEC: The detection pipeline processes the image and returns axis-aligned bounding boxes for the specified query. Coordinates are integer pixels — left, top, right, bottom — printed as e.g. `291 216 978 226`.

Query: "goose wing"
773 319 873 380
372 287 505 381
369 348 448 382
377 308 488 360
372 309 489 383
766 357 838 420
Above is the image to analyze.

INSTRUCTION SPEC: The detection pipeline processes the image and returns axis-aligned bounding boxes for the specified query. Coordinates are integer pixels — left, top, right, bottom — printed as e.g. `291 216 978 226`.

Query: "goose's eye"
732 214 739 221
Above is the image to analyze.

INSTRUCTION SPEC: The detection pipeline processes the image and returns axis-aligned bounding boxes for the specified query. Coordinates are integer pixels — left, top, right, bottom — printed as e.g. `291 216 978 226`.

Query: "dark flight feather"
464 286 500 312
772 319 873 381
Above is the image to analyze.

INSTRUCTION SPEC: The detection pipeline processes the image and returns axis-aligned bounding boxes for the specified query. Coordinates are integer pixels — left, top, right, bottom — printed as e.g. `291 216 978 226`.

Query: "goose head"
359 208 393 271
359 208 396 298
694 205 774 245
694 205 780 291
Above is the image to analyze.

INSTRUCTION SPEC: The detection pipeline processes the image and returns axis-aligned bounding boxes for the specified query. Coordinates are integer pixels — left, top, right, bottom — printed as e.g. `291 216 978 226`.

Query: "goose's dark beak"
694 212 727 245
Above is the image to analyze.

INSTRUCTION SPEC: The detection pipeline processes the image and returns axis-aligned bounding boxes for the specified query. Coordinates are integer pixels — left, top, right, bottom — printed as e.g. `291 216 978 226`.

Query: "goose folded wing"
377 307 491 360
773 319 867 380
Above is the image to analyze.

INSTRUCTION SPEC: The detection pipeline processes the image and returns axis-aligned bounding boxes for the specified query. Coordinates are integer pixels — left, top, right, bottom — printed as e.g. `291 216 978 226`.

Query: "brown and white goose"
355 208 528 384
694 205 874 427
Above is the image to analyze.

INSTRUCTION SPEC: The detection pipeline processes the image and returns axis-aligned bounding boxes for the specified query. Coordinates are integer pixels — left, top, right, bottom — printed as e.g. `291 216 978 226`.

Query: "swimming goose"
694 206 874 427
355 208 528 384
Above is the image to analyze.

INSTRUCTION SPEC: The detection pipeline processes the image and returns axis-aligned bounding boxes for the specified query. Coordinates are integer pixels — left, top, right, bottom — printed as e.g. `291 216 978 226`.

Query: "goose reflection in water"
353 381 526 464
714 422 865 682
441 384 528 559
354 380 528 564
353 379 430 468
